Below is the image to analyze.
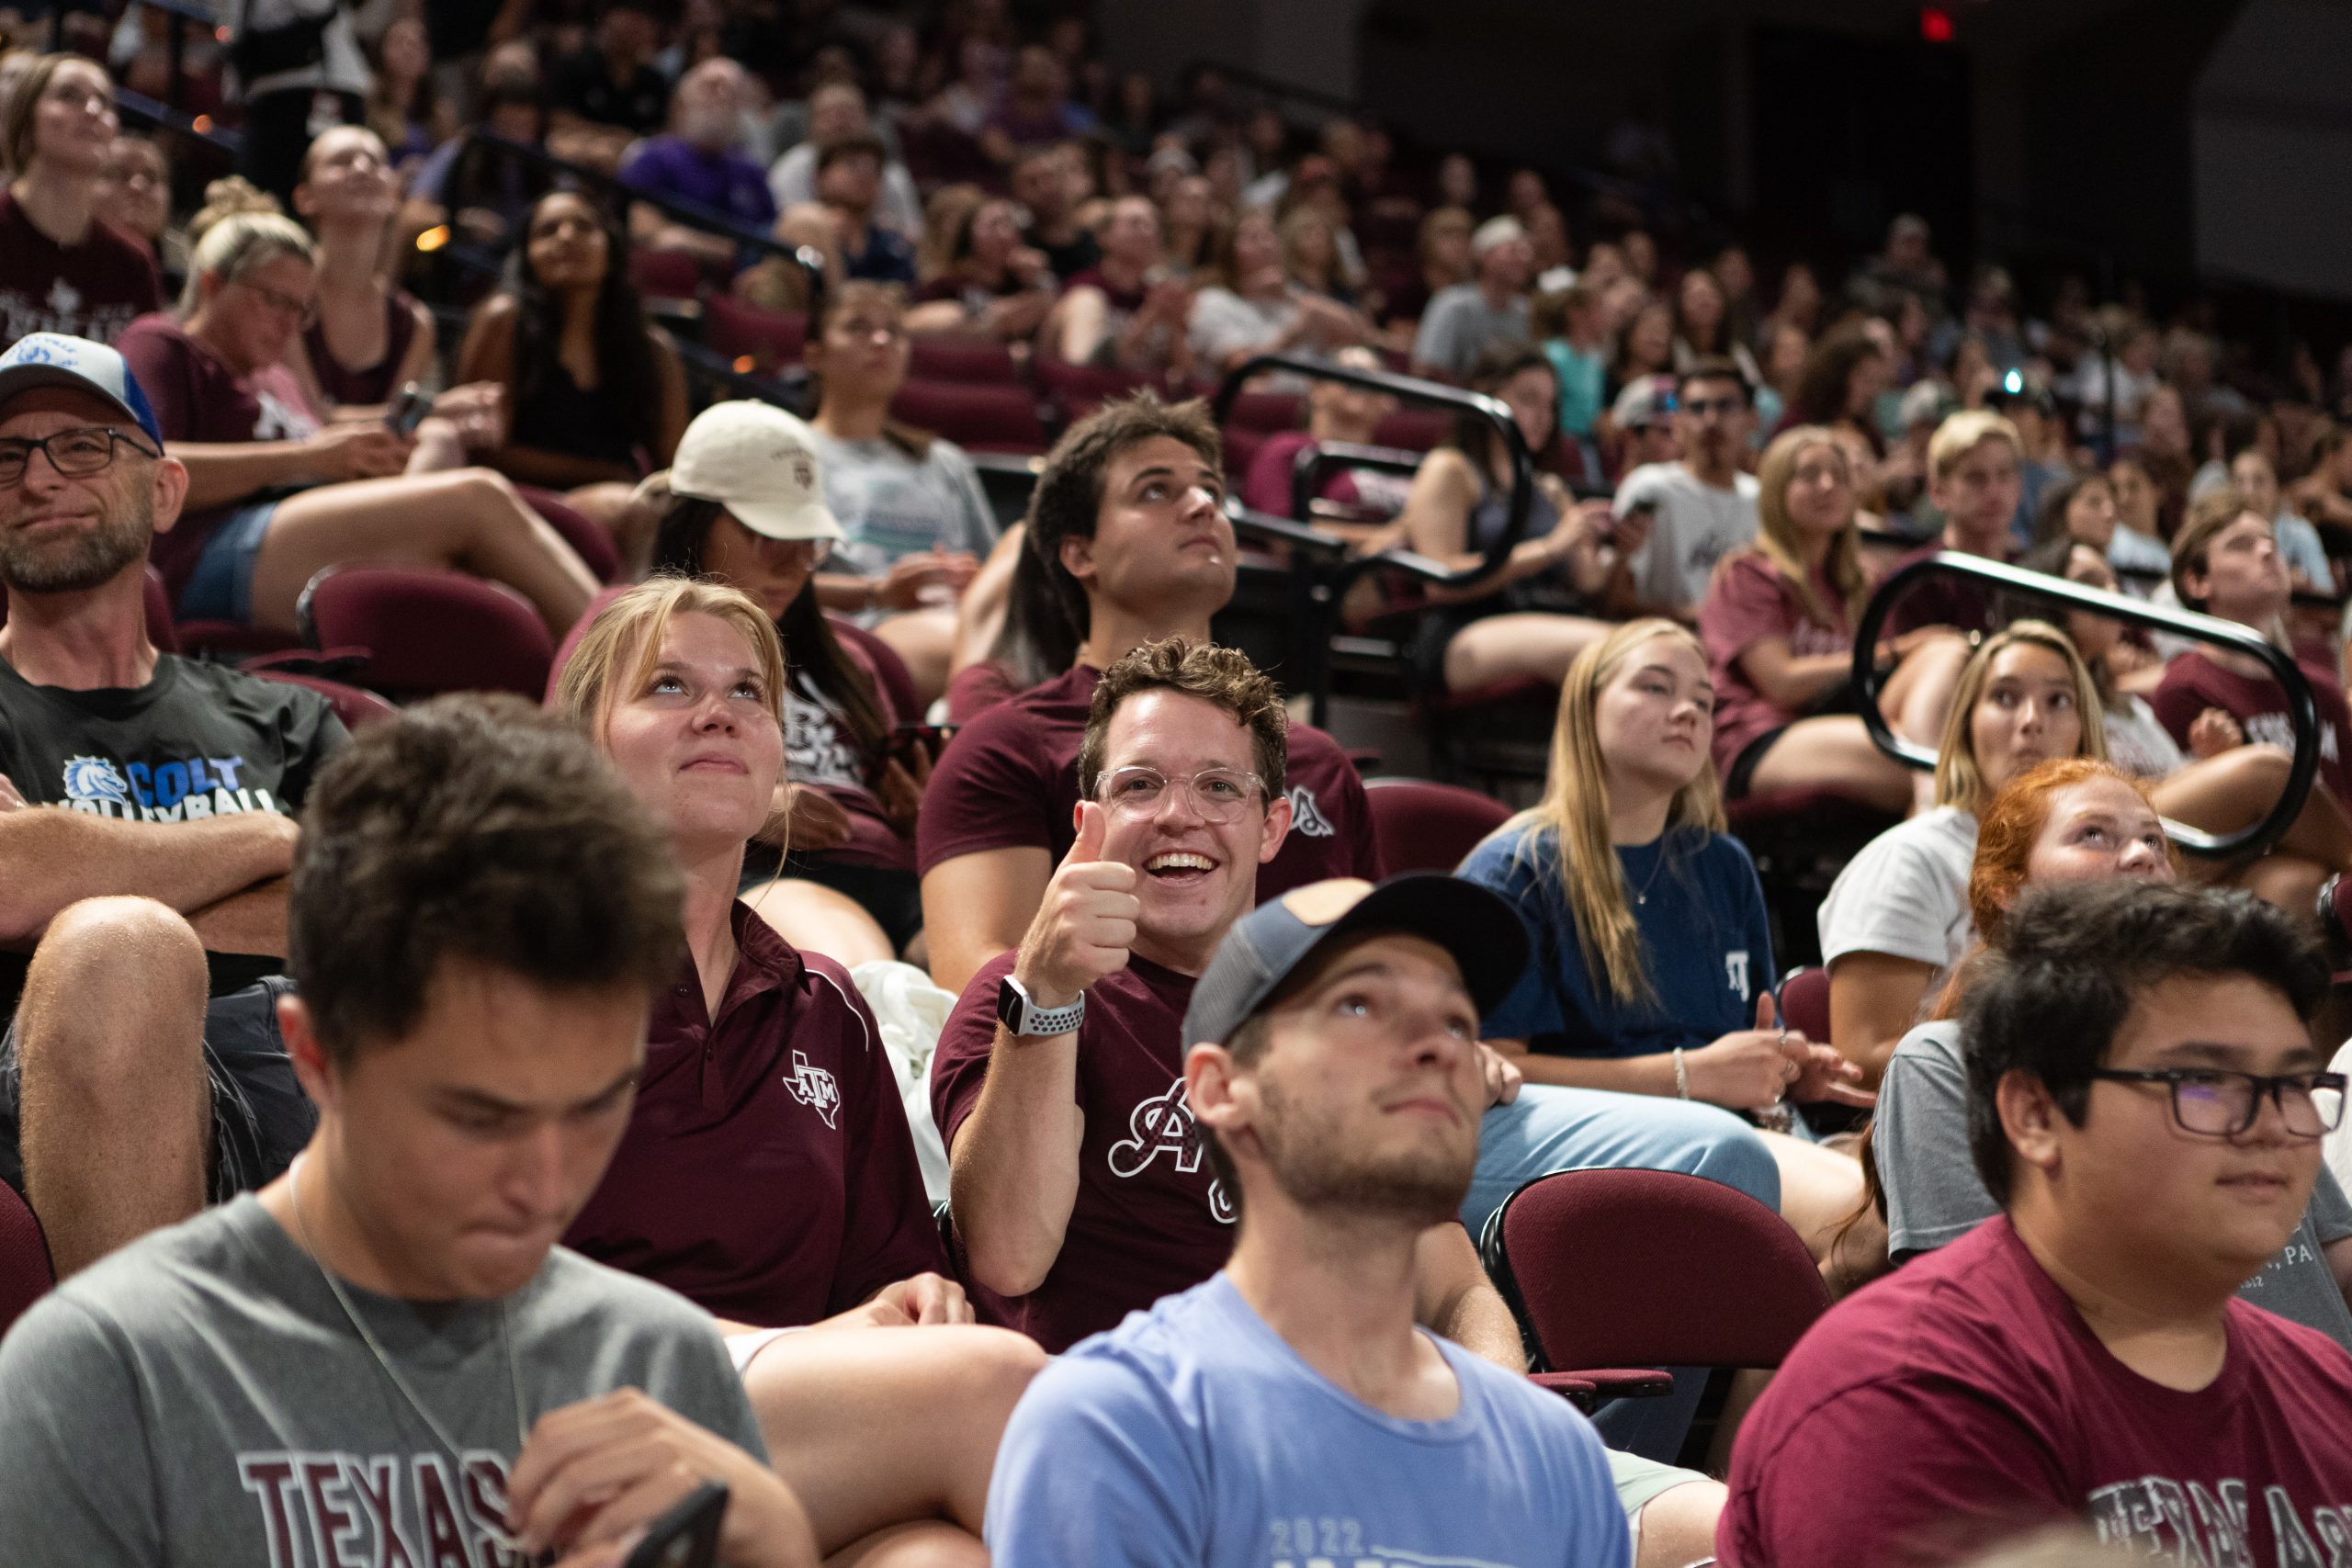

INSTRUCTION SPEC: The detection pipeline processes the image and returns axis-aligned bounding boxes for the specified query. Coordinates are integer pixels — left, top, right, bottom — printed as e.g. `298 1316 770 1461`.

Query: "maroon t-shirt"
944 659 1025 725
930 949 1233 1352
116 312 322 604
0 191 159 346
1698 551 1855 776
566 904 944 1326
2153 649 2352 810
914 663 1383 895
1723 1217 2352 1568
1882 540 2006 639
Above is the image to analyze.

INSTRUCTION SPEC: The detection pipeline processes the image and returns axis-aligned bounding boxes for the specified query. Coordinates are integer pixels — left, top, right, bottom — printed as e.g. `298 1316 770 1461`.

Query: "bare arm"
650 332 688 468
0 808 298 949
184 876 291 955
922 846 1053 995
945 1030 1085 1296
1736 635 1855 713
168 441 336 510
1413 1224 1524 1372
1826 952 1938 1086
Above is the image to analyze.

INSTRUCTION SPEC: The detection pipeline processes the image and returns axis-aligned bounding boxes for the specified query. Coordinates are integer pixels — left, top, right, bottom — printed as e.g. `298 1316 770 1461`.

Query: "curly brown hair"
1076 637 1288 802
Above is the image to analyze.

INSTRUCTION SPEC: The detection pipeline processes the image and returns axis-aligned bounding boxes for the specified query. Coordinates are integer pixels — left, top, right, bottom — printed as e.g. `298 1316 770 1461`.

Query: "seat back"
514 487 624 584
1374 406 1452 452
301 566 555 702
703 294 808 374
1487 1168 1829 1372
1363 777 1513 874
629 246 705 303
908 334 1020 385
252 670 400 728
888 380 1048 456
1777 966 1831 1043
0 1180 55 1340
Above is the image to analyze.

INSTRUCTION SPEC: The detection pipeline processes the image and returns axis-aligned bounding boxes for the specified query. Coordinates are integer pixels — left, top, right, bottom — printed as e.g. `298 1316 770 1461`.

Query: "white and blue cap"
1181 873 1529 1048
0 333 164 447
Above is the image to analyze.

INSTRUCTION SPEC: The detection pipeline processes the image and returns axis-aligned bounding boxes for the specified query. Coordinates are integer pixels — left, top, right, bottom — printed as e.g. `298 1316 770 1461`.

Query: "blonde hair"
180 179 311 314
1932 621 2107 817
1751 424 1869 630
1927 408 2022 485
552 577 787 738
1507 619 1725 1007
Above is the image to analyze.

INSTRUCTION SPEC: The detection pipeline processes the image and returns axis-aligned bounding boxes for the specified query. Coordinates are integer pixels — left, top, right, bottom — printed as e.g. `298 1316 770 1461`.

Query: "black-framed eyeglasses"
0 426 160 488
2089 1066 2347 1139
1680 396 1747 419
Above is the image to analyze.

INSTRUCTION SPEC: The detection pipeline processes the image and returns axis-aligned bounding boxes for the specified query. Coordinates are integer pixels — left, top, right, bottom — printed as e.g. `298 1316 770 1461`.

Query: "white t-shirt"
1816 806 1979 972
2103 693 2185 779
1613 461 1760 615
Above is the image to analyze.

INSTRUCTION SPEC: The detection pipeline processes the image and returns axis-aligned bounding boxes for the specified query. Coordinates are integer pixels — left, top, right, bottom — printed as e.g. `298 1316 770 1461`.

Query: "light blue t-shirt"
987 1272 1628 1568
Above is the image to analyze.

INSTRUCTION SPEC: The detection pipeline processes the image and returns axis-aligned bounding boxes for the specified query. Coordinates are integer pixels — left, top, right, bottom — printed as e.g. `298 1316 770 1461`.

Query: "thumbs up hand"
1012 801 1142 1010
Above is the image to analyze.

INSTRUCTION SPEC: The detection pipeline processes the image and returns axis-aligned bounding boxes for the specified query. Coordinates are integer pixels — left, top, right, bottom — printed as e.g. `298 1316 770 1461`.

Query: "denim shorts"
176 502 278 625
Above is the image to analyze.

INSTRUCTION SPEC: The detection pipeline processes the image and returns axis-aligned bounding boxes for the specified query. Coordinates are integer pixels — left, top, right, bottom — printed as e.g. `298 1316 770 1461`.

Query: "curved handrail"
1213 353 1532 591
1852 552 2320 859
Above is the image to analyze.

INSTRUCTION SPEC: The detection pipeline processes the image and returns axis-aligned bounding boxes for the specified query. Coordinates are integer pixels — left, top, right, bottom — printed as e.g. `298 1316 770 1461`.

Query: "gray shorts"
0 977 316 1203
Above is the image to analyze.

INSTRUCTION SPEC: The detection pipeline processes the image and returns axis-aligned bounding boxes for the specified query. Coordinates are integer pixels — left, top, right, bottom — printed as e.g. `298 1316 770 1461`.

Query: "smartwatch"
996 975 1086 1037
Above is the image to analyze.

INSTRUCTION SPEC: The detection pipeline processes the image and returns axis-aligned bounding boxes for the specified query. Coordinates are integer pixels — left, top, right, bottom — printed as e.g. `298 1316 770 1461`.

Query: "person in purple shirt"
620 59 776 274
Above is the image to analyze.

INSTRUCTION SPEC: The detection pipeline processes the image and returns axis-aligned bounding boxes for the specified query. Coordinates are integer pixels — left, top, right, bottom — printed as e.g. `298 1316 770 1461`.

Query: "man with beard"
619 59 778 270
0 332 344 1276
1611 357 1760 622
983 871 1631 1568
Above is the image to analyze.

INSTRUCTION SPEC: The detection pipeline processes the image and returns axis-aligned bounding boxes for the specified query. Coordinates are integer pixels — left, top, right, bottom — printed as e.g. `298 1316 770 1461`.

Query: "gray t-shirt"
1816 806 1979 973
1878 1020 2352 1347
0 1194 765 1563
814 431 999 581
1613 461 1760 615
1408 284 1530 378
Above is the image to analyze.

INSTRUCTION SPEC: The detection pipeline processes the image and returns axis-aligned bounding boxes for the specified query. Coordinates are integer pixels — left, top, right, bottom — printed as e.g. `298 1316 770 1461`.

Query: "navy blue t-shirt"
1459 821 1775 1059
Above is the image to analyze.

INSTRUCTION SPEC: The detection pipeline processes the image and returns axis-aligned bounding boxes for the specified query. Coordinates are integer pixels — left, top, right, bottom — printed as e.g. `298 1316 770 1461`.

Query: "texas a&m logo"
1107 1077 1236 1224
783 1050 841 1129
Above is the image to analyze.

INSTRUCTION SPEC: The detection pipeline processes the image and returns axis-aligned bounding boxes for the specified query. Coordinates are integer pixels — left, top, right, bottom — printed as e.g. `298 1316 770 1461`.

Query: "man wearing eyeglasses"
1724 880 2352 1568
1610 357 1758 623
0 332 345 1278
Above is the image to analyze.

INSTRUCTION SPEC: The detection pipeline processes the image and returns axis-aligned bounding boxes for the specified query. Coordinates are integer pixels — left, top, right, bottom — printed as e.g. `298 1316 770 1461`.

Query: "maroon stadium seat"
1363 777 1512 874
300 565 554 702
1777 965 1832 1046
251 670 400 728
703 294 808 375
0 1179 54 1341
1226 389 1306 437
546 584 633 705
888 380 1048 456
1486 1168 1830 1383
1035 357 1184 424
515 486 624 584
629 246 704 303
1373 406 1452 453
908 334 1021 386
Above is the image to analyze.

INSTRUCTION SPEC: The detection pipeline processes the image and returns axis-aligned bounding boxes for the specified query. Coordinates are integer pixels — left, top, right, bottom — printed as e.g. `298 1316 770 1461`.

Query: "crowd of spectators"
4 2 2352 1565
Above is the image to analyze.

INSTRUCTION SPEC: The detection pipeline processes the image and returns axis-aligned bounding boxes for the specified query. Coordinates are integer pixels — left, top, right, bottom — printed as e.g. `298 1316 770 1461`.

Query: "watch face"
995 978 1023 1030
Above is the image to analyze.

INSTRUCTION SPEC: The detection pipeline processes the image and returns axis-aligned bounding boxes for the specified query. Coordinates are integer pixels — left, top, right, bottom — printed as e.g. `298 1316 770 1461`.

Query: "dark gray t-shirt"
1878 1020 2352 1347
0 1194 765 1563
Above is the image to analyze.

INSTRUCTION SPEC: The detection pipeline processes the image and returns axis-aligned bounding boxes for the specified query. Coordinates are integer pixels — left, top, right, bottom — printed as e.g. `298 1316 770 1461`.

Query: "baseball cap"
0 333 164 447
1182 873 1529 1049
1611 374 1676 432
1471 215 1528 259
668 400 846 542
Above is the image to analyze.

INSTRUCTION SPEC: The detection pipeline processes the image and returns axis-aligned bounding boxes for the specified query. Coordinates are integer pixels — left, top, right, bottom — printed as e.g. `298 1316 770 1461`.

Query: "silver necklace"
1627 845 1670 907
288 1155 531 1490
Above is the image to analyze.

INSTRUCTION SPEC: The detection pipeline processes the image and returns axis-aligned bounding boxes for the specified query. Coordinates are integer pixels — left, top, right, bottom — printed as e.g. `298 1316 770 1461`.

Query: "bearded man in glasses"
0 332 345 1279
1724 879 2352 1568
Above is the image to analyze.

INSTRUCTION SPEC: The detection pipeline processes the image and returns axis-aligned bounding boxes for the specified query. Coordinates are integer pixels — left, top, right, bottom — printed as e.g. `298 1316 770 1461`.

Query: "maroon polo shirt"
931 950 1233 1352
567 903 945 1326
914 663 1382 893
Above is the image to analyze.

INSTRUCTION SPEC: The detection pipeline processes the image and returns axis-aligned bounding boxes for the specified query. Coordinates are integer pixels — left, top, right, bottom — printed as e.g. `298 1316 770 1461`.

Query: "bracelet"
1672 1047 1690 1100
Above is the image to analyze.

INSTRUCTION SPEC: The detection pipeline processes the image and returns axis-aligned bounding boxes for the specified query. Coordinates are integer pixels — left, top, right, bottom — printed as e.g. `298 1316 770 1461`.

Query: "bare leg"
1442 612 1618 691
742 878 897 968
825 1523 989 1568
249 468 600 636
740 1325 1046 1551
1048 288 1110 365
1744 716 1915 813
2233 851 2330 919
1632 1479 1728 1568
1760 1129 1869 1285
873 607 959 713
16 897 209 1278
1878 634 1971 809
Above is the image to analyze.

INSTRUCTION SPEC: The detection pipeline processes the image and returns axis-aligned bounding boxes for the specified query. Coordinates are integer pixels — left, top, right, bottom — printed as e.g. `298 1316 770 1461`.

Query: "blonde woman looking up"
1458 617 1873 1279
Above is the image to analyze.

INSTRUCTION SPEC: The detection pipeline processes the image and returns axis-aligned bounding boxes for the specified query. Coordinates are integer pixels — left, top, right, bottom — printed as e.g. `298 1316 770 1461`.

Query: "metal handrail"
1287 441 1425 538
1852 552 2320 859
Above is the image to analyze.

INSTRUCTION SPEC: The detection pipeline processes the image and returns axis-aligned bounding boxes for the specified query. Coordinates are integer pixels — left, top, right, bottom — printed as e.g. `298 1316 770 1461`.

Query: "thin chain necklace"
288 1156 531 1504
1627 841 1671 907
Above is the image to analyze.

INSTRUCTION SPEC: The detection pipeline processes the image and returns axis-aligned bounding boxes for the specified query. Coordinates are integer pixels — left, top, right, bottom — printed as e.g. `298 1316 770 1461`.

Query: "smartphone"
622 1481 728 1568
888 723 957 764
385 383 433 438
1603 496 1657 544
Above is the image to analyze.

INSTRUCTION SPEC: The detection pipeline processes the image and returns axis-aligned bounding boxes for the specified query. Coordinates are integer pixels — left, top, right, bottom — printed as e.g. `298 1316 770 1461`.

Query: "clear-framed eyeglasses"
1094 765 1266 822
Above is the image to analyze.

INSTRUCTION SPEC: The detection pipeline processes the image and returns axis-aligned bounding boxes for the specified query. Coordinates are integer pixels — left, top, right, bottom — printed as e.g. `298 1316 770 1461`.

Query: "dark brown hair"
1024 393 1223 635
288 694 685 1062
1076 637 1288 801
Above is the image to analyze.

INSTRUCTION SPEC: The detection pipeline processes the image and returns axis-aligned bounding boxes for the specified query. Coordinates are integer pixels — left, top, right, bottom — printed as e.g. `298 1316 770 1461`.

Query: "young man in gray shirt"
0 696 818 1568
1611 359 1760 621
1409 216 1534 380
